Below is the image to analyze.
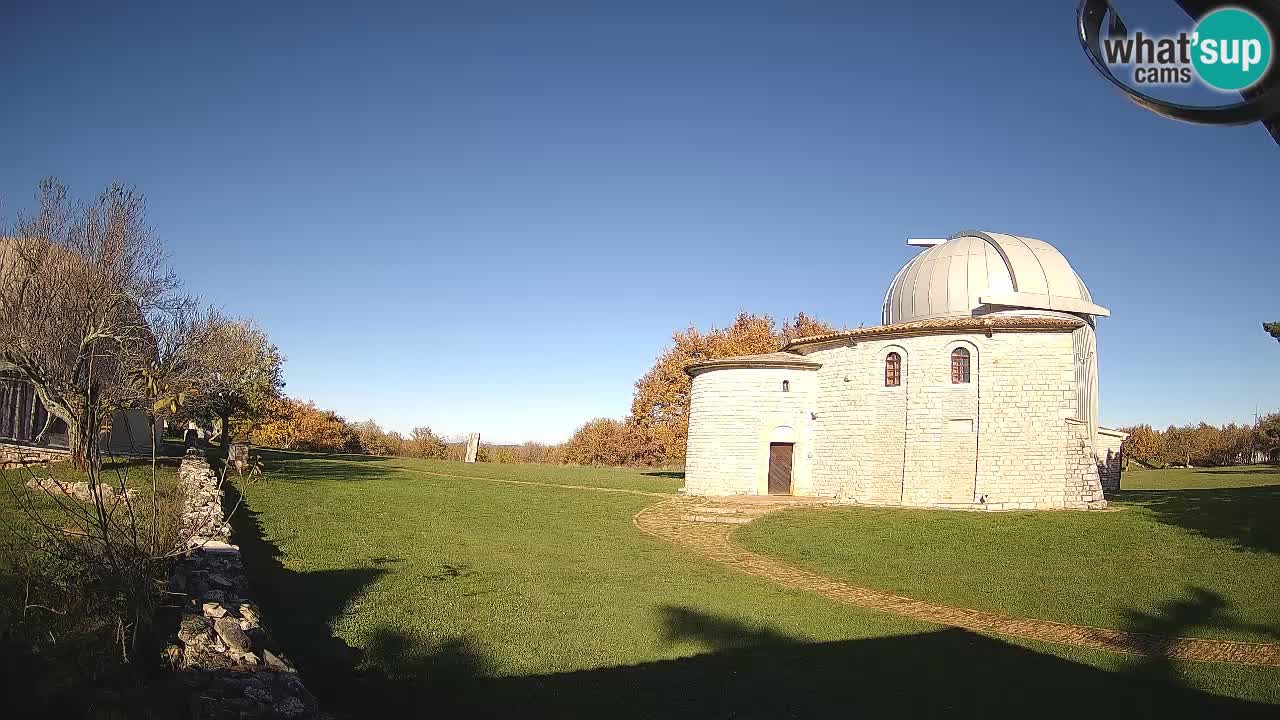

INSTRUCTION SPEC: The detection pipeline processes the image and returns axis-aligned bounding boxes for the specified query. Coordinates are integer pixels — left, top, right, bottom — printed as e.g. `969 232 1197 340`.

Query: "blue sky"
3 0 1276 443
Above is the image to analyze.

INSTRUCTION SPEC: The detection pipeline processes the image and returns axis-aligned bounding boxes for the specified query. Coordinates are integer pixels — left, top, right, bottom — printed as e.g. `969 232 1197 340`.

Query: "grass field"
0 453 184 552
229 452 1280 717
0 454 185 716
737 465 1280 645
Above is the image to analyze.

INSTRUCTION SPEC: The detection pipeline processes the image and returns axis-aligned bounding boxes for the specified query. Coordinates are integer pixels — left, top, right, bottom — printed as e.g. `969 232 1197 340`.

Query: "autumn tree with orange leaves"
628 312 837 465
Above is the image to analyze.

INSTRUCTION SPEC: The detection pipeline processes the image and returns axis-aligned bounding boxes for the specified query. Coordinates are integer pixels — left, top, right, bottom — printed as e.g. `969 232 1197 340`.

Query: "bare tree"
0 178 180 469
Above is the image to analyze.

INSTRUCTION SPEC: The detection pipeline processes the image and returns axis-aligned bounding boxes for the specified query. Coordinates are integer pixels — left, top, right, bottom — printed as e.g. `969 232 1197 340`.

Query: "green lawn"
0 454 185 717
0 454 183 545
737 466 1280 646
231 453 1280 717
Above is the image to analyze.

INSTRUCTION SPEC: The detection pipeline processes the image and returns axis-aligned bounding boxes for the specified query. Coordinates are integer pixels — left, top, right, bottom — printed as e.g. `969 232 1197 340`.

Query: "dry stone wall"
0 442 70 469
168 449 320 720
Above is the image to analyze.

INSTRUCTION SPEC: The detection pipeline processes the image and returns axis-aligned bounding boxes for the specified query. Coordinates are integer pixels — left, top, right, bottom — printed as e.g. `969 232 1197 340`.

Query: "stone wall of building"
808 330 1096 509
167 449 320 720
682 327 1117 511
970 332 1082 509
1096 427 1126 492
802 339 907 503
1065 420 1109 509
902 337 980 505
684 366 816 495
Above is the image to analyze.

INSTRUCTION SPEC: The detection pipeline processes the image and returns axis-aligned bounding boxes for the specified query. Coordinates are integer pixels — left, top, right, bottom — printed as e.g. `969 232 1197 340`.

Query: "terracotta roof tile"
784 315 1083 350
685 351 822 376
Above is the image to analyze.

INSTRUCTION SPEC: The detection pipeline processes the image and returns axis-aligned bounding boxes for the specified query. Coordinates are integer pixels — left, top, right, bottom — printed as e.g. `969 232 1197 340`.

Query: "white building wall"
902 337 979 505
684 367 816 496
798 330 1093 509
683 329 1110 510
972 333 1084 508
804 341 907 502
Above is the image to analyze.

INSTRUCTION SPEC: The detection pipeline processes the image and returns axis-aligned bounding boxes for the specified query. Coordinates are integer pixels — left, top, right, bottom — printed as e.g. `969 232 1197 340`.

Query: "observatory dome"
881 231 1109 325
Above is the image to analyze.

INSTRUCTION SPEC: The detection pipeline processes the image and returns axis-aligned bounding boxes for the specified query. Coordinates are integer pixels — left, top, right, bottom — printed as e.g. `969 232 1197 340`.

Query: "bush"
559 418 653 467
251 397 361 453
403 426 447 460
351 419 404 456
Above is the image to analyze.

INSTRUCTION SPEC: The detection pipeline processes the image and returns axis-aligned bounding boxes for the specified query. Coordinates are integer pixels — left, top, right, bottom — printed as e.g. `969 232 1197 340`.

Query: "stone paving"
632 495 1280 667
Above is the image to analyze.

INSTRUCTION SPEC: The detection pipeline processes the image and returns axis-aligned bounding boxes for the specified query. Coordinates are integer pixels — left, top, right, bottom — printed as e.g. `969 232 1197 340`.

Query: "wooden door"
768 443 793 495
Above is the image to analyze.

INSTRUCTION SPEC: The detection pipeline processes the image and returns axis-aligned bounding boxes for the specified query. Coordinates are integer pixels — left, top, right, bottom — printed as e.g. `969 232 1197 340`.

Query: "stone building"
683 231 1125 510
0 371 161 458
1 236 162 459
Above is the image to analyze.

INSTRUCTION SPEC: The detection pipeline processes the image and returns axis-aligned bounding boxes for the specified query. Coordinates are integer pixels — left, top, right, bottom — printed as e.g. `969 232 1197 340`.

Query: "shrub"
251 397 360 453
352 419 404 456
559 418 652 467
403 426 447 460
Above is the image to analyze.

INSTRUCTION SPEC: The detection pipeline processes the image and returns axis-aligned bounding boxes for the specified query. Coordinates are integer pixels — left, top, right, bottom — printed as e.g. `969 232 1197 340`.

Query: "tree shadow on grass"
1112 485 1280 553
324 602 1277 719
226 498 1280 720
224 483 388 677
1119 586 1280 686
250 451 398 485
254 448 392 464
226 477 1278 718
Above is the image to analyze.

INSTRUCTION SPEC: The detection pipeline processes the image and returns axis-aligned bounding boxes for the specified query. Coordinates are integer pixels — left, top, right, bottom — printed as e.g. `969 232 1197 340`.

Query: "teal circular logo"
1191 8 1273 91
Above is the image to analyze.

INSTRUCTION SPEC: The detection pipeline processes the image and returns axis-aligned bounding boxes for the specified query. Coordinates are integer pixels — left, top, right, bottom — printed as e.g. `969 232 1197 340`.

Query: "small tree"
404 426 448 459
559 418 641 466
183 316 284 452
1264 322 1280 343
352 419 404 456
1119 424 1159 469
251 397 358 453
1258 412 1280 463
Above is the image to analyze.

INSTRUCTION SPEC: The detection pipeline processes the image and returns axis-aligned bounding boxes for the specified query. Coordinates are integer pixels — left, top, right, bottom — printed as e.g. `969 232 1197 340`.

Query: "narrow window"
781 380 790 392
951 347 971 384
885 352 901 387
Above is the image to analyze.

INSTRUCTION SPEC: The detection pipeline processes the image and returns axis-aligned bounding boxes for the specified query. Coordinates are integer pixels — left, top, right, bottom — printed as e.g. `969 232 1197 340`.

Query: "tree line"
224 312 838 466
246 315 1280 470
1119 415 1280 469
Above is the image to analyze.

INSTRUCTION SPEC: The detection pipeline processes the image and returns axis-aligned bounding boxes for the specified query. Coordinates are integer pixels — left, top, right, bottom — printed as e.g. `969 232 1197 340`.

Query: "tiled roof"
685 351 822 376
784 315 1084 350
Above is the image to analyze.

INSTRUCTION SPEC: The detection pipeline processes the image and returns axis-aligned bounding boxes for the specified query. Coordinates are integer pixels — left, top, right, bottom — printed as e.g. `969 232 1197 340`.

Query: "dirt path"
632 495 1280 667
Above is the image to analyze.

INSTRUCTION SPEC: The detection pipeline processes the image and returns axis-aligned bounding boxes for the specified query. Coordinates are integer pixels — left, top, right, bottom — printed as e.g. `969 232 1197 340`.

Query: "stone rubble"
168 448 320 720
25 476 136 503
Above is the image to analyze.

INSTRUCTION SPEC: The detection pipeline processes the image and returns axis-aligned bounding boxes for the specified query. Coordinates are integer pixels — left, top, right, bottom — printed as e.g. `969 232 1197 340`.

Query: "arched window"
781 380 790 392
951 347 971 384
884 352 901 387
